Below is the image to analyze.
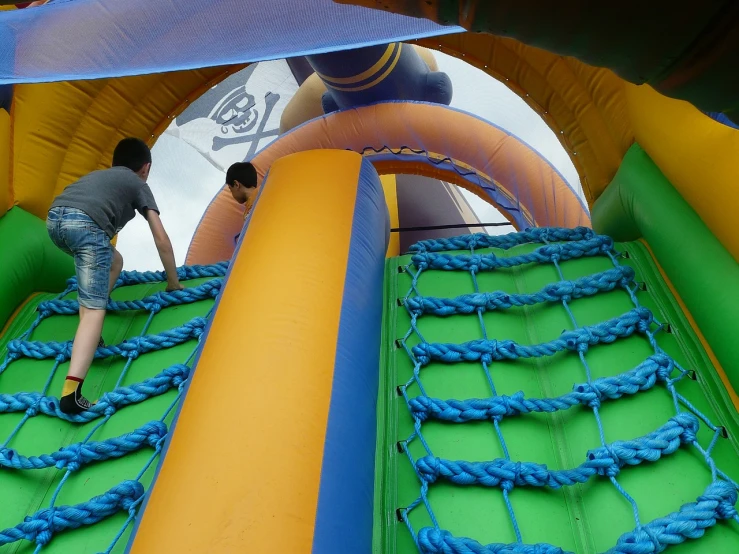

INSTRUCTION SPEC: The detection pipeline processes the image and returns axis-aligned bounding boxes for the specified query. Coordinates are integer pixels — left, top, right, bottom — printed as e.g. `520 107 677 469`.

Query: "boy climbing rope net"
46 137 183 414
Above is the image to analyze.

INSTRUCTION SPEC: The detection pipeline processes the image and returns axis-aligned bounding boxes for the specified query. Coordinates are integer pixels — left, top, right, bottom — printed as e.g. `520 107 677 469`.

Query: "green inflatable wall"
592 143 739 401
0 207 74 330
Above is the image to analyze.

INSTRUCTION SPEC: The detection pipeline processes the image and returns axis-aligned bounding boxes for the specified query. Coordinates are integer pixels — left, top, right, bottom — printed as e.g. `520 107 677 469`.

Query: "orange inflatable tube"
187 101 589 265
129 149 388 553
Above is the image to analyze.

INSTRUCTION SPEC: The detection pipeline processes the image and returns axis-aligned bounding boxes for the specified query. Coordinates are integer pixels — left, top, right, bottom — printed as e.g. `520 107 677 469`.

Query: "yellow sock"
62 376 83 397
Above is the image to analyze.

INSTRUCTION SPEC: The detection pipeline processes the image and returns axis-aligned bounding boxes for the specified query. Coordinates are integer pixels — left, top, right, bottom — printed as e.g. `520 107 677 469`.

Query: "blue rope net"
0 261 227 552
395 226 739 554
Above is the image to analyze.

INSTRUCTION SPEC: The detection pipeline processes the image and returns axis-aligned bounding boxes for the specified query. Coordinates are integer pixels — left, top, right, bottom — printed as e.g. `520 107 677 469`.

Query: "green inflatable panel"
592 143 739 408
0 207 75 330
377 235 739 553
0 275 216 553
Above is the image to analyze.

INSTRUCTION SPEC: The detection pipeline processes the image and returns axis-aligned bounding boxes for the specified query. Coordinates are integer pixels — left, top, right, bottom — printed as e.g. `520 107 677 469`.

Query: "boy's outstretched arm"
146 209 184 291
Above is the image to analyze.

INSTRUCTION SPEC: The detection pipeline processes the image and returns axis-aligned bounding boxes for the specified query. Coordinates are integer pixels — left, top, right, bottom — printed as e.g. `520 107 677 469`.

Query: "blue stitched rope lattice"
0 261 227 552
394 226 739 554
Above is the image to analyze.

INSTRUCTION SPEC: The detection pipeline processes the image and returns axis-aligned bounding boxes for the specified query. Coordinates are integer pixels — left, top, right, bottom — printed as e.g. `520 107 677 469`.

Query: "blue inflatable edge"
705 111 739 130
311 157 388 553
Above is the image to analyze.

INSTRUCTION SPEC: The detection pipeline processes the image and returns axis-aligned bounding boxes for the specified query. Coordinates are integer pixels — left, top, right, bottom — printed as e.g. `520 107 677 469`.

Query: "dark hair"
226 162 258 188
112 138 152 172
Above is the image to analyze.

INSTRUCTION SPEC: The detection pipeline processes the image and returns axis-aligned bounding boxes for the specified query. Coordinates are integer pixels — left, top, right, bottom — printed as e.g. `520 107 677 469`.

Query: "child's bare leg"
62 248 115 414
61 306 105 413
68 247 119 380
67 307 106 380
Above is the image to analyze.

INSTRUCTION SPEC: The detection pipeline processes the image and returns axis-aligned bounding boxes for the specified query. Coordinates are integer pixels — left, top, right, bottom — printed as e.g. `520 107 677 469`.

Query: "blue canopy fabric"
0 0 462 84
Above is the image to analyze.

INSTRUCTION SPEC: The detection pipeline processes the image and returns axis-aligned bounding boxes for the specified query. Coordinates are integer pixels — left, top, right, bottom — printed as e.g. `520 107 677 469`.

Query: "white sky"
116 51 583 270
115 133 225 271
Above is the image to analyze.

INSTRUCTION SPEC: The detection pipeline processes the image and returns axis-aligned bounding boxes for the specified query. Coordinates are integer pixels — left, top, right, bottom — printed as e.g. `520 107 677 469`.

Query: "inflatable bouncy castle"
1 1 739 553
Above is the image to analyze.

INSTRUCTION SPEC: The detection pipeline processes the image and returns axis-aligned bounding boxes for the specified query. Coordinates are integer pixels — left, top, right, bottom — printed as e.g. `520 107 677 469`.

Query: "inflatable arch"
187 101 590 264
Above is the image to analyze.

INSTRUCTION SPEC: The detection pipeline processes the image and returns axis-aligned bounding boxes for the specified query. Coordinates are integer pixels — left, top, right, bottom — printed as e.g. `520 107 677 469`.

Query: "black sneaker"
60 389 93 415
98 336 106 348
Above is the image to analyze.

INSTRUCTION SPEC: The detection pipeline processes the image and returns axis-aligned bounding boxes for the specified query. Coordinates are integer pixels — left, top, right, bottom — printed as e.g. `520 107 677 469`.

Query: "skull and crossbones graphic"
209 87 280 159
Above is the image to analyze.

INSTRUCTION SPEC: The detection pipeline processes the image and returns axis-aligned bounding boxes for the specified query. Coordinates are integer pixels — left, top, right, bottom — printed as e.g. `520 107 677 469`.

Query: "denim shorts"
46 207 112 310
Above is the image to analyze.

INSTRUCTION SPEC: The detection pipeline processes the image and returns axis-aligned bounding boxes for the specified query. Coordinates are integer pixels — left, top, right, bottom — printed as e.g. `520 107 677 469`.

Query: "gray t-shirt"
50 166 160 239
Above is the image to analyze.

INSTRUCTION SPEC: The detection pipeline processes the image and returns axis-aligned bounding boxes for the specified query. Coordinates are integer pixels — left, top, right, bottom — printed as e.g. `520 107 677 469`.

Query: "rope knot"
36 528 53 547
586 446 618 477
500 478 514 492
700 481 738 518
580 327 599 352
147 301 163 314
147 421 169 448
573 382 601 407
618 265 635 286
480 352 493 365
188 321 205 339
586 389 600 409
635 307 654 332
511 461 523 482
604 460 620 478
717 499 738 520
672 413 699 444
118 480 146 511
598 236 614 252
165 364 190 386
416 456 440 484
412 344 431 366
412 254 429 271
36 508 55 546
104 405 116 417
651 354 674 380
25 405 39 417
56 444 81 470
407 396 433 422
